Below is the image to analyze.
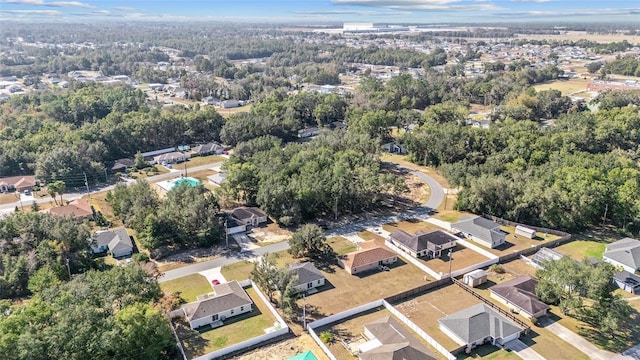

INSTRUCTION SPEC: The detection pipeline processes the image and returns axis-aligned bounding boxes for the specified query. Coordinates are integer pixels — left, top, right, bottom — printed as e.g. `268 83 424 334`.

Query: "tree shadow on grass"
576 310 640 352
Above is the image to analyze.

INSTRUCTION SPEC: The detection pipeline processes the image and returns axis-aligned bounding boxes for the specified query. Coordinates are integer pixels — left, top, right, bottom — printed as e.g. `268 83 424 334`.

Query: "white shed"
463 269 487 288
515 225 536 239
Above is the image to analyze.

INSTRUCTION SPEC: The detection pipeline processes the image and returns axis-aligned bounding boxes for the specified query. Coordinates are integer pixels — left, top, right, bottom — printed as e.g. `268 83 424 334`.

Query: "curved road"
159 165 445 283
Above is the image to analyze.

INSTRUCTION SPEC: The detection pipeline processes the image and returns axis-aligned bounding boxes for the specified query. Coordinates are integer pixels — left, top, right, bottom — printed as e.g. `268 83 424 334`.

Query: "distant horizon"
1 0 638 24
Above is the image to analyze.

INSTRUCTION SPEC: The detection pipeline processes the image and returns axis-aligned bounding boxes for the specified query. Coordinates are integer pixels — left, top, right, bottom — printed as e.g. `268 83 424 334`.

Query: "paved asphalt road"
159 167 445 283
0 162 222 212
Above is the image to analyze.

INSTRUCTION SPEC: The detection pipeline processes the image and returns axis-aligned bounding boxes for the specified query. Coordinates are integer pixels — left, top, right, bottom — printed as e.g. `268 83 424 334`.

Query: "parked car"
211 279 220 285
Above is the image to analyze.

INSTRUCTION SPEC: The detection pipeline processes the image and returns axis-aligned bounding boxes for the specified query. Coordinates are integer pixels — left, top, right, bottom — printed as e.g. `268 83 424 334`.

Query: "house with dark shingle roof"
289 262 326 294
452 216 505 248
603 238 640 274
337 241 397 275
110 158 134 172
439 303 522 349
358 316 437 360
192 142 224 156
613 271 640 294
230 207 268 227
91 227 133 258
181 280 253 329
0 175 36 193
489 275 549 319
389 229 457 258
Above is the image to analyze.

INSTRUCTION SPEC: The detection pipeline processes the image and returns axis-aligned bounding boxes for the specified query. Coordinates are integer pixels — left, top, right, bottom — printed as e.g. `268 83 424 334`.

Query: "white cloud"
113 6 135 11
1 0 93 8
2 9 62 15
331 0 500 11
90 9 110 15
292 9 412 16
510 0 550 2
494 7 640 17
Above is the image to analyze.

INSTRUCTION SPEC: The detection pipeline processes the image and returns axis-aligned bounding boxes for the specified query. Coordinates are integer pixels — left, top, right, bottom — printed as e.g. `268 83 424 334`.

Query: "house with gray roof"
230 207 268 227
192 142 224 156
389 229 457 258
489 275 549 320
90 227 133 258
613 271 640 294
289 262 326 294
439 303 522 349
181 280 253 329
359 316 437 360
451 216 505 248
603 238 640 274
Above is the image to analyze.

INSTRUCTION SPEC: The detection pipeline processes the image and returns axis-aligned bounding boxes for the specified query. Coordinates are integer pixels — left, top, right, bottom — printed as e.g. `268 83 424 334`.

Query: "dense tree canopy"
0 264 175 360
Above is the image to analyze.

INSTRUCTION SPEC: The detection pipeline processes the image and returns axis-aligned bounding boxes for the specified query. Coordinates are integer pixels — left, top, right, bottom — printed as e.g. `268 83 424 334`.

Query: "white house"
289 262 325 294
603 238 640 274
90 227 133 258
439 304 522 349
181 280 253 329
452 216 506 249
225 218 246 235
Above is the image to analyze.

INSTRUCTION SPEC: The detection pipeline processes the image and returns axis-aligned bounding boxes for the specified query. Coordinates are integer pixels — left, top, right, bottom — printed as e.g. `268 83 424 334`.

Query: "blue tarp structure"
286 350 318 360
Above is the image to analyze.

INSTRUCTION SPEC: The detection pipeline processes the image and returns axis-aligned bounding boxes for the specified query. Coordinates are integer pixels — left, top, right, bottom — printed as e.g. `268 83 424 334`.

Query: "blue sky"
0 0 638 23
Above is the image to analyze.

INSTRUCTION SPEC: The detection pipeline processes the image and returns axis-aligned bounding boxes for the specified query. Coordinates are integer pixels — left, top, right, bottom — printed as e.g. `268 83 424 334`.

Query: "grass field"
159 274 212 302
419 244 491 274
393 284 484 350
185 154 225 169
357 231 386 242
219 104 252 118
178 287 276 358
431 210 467 223
327 236 357 256
382 219 444 234
128 165 170 179
554 240 606 261
533 78 590 95
221 260 254 282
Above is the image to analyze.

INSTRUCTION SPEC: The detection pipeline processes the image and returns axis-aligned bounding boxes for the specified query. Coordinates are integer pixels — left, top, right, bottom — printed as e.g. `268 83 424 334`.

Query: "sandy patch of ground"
230 334 330 360
249 223 293 244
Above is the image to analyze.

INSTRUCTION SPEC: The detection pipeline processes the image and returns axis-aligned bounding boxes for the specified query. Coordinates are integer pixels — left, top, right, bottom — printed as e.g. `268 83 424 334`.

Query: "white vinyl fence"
385 240 443 280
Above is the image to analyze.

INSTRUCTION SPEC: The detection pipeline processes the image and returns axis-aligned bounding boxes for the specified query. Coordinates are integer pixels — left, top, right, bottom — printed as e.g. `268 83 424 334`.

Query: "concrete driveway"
539 317 616 360
198 267 227 286
504 339 546 360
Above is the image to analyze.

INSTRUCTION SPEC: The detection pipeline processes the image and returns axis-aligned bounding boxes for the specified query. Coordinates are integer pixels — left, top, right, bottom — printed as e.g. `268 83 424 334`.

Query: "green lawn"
179 287 277 358
221 261 254 282
185 154 225 169
555 240 606 261
327 236 357 256
159 274 212 302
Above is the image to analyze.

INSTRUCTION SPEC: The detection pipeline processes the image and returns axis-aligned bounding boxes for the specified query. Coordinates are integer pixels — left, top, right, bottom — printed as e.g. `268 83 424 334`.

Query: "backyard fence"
385 240 443 279
190 280 290 360
455 238 499 260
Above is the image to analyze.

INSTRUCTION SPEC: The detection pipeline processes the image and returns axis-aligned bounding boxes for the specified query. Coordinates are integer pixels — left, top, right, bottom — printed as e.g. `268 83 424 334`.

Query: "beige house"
337 241 397 275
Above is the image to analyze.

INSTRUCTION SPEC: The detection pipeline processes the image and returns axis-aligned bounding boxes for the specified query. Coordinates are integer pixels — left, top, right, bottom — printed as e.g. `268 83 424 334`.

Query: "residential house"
515 225 536 239
110 158 135 172
463 269 488 288
358 316 437 360
452 216 506 249
181 280 253 329
489 275 549 320
613 271 640 294
0 175 36 193
289 262 326 294
297 127 321 138
91 227 133 258
192 142 224 156
225 218 246 235
46 199 94 220
142 147 176 161
439 303 522 349
207 172 227 186
230 207 268 227
389 229 456 258
220 99 240 108
381 142 407 154
603 238 640 273
337 241 398 275
153 151 191 165
202 96 219 105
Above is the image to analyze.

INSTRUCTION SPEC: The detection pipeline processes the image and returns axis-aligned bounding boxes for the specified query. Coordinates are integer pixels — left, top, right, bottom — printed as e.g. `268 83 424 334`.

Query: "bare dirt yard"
418 244 491 274
230 334 331 360
249 222 293 244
